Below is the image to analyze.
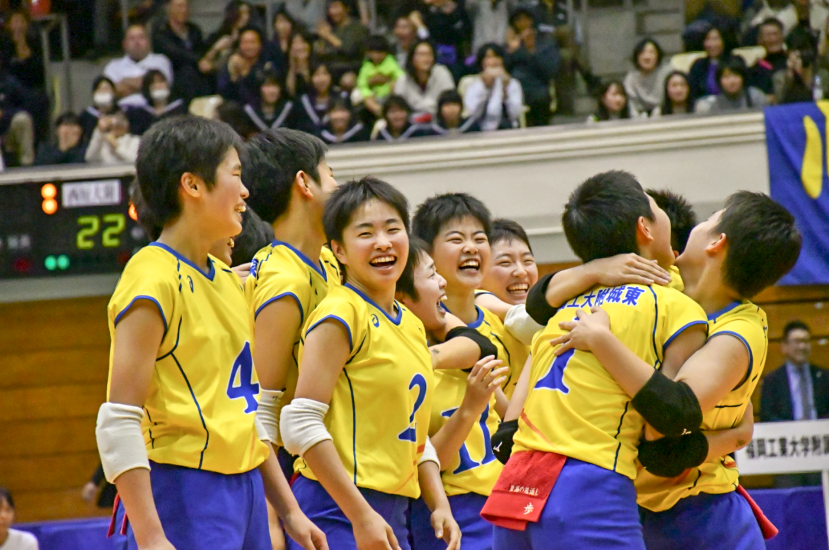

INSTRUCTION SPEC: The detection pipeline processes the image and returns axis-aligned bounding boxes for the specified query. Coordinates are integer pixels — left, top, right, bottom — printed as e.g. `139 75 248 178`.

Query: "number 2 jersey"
296 283 434 499
636 300 768 511
513 284 707 480
106 243 270 474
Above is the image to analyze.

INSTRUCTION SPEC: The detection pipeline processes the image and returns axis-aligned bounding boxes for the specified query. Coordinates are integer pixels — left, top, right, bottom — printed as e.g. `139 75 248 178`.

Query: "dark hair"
366 34 391 54
490 218 532 251
231 206 275 266
323 176 410 247
383 94 412 117
713 191 801 298
594 80 631 121
244 128 327 224
0 487 13 509
660 71 694 115
646 189 696 253
632 37 664 70
327 97 351 114
55 111 80 127
716 55 751 105
703 24 737 58
218 1 252 36
272 5 296 30
135 116 244 227
310 58 332 79
141 69 169 104
784 320 811 340
92 75 115 94
130 177 163 240
508 7 536 29
413 193 492 247
258 67 284 89
216 100 259 139
758 17 784 33
396 236 432 301
563 170 653 263
476 42 506 72
437 89 463 119
406 39 436 81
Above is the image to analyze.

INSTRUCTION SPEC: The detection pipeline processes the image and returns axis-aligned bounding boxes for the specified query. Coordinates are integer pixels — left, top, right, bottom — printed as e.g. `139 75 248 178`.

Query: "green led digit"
76 216 100 250
102 213 126 248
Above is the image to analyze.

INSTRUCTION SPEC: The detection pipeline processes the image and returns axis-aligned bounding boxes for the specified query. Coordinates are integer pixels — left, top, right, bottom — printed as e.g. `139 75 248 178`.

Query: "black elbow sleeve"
631 370 703 437
445 326 498 365
492 419 519 465
525 272 558 326
637 432 709 478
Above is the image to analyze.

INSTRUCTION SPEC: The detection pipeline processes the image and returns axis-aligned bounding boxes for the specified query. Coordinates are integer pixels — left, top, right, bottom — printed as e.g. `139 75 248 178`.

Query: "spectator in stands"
695 55 768 113
201 1 254 80
104 23 173 107
294 59 350 134
283 0 327 31
216 100 260 140
761 320 829 486
80 76 117 145
749 18 789 96
587 80 632 122
2 10 43 90
505 8 559 126
286 30 313 97
0 488 38 550
84 110 140 165
392 13 429 67
373 94 431 141
314 0 369 78
651 71 694 117
394 39 455 118
34 112 85 166
154 0 214 101
688 24 733 101
623 37 673 117
466 0 511 55
81 463 116 510
464 42 524 130
356 34 405 117
747 0 799 38
320 98 368 144
244 68 295 132
126 70 187 136
266 7 297 75
430 89 480 135
0 57 34 166
412 0 471 79
218 26 270 104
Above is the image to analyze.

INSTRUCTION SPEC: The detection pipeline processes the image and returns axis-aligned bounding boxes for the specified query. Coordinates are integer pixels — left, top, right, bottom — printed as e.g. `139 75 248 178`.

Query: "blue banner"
765 102 829 285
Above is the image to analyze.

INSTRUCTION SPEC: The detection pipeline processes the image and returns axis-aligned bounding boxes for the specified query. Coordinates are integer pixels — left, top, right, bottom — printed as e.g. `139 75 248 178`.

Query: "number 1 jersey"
106 243 270 475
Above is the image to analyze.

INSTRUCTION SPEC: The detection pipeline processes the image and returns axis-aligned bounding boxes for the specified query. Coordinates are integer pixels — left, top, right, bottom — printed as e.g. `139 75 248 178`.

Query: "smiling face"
666 74 690 104
719 68 743 95
312 64 332 94
637 42 659 72
333 199 409 293
431 216 491 293
413 43 435 73
602 83 627 114
481 238 538 305
400 251 448 334
239 29 262 59
199 147 249 240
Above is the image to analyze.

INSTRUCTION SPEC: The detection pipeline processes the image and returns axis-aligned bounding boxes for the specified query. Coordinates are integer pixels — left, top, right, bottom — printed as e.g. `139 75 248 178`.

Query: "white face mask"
150 88 170 102
93 92 114 107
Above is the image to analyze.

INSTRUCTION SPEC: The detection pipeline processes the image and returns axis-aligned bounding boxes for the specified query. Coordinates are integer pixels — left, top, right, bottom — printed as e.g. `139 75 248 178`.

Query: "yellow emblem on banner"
801 102 829 199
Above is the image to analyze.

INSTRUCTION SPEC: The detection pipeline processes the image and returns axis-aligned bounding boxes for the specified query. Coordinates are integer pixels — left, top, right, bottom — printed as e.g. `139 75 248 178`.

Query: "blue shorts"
410 492 492 550
289 475 410 550
125 461 270 550
640 491 765 550
493 458 645 550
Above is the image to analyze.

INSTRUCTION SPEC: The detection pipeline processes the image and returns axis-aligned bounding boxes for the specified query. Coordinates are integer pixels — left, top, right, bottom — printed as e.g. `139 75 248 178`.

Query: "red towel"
736 485 779 540
106 493 129 537
480 450 567 531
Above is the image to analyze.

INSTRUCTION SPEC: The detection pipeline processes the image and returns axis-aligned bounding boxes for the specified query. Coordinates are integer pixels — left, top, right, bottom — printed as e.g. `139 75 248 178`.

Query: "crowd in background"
4 0 829 169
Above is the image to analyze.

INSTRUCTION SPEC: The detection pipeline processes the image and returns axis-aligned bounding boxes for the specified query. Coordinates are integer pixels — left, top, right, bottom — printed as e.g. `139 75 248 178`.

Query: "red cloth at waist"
480 450 567 531
736 485 779 540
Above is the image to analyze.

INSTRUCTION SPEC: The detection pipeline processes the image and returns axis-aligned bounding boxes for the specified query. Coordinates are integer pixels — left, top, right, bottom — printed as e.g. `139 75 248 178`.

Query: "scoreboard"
1 173 149 280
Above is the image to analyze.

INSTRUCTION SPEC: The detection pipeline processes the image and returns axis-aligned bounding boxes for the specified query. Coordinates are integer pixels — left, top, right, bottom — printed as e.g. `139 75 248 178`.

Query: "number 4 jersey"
106 243 271 475
513 284 707 480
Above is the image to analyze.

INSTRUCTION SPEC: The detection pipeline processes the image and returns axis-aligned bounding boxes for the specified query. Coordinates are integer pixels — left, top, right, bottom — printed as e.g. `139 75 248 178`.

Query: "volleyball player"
280 177 460 550
96 116 326 550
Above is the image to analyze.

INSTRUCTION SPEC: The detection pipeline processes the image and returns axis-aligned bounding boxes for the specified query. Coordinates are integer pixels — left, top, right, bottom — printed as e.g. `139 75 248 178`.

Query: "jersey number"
534 347 575 394
227 342 260 413
398 373 428 442
441 404 496 474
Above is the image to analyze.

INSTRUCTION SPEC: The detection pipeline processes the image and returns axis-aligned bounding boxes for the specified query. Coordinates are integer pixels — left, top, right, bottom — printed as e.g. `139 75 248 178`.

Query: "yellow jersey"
668 265 684 292
106 243 270 475
513 284 707 480
245 240 340 437
635 301 768 511
481 308 530 399
295 283 434 499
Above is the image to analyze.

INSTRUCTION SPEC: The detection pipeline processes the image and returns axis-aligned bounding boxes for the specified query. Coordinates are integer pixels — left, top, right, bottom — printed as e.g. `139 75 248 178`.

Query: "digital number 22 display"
76 214 126 249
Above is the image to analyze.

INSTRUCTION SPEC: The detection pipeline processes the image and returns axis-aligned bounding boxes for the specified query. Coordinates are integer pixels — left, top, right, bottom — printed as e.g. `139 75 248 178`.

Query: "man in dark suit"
760 320 829 486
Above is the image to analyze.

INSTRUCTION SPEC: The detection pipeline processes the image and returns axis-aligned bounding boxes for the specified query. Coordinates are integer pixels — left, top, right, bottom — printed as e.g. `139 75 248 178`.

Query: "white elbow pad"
256 389 285 445
505 304 544 346
96 402 150 483
418 436 440 468
280 398 333 456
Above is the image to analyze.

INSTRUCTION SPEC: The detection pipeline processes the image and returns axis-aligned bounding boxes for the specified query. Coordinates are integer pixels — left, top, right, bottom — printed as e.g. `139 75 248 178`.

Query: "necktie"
799 365 814 420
